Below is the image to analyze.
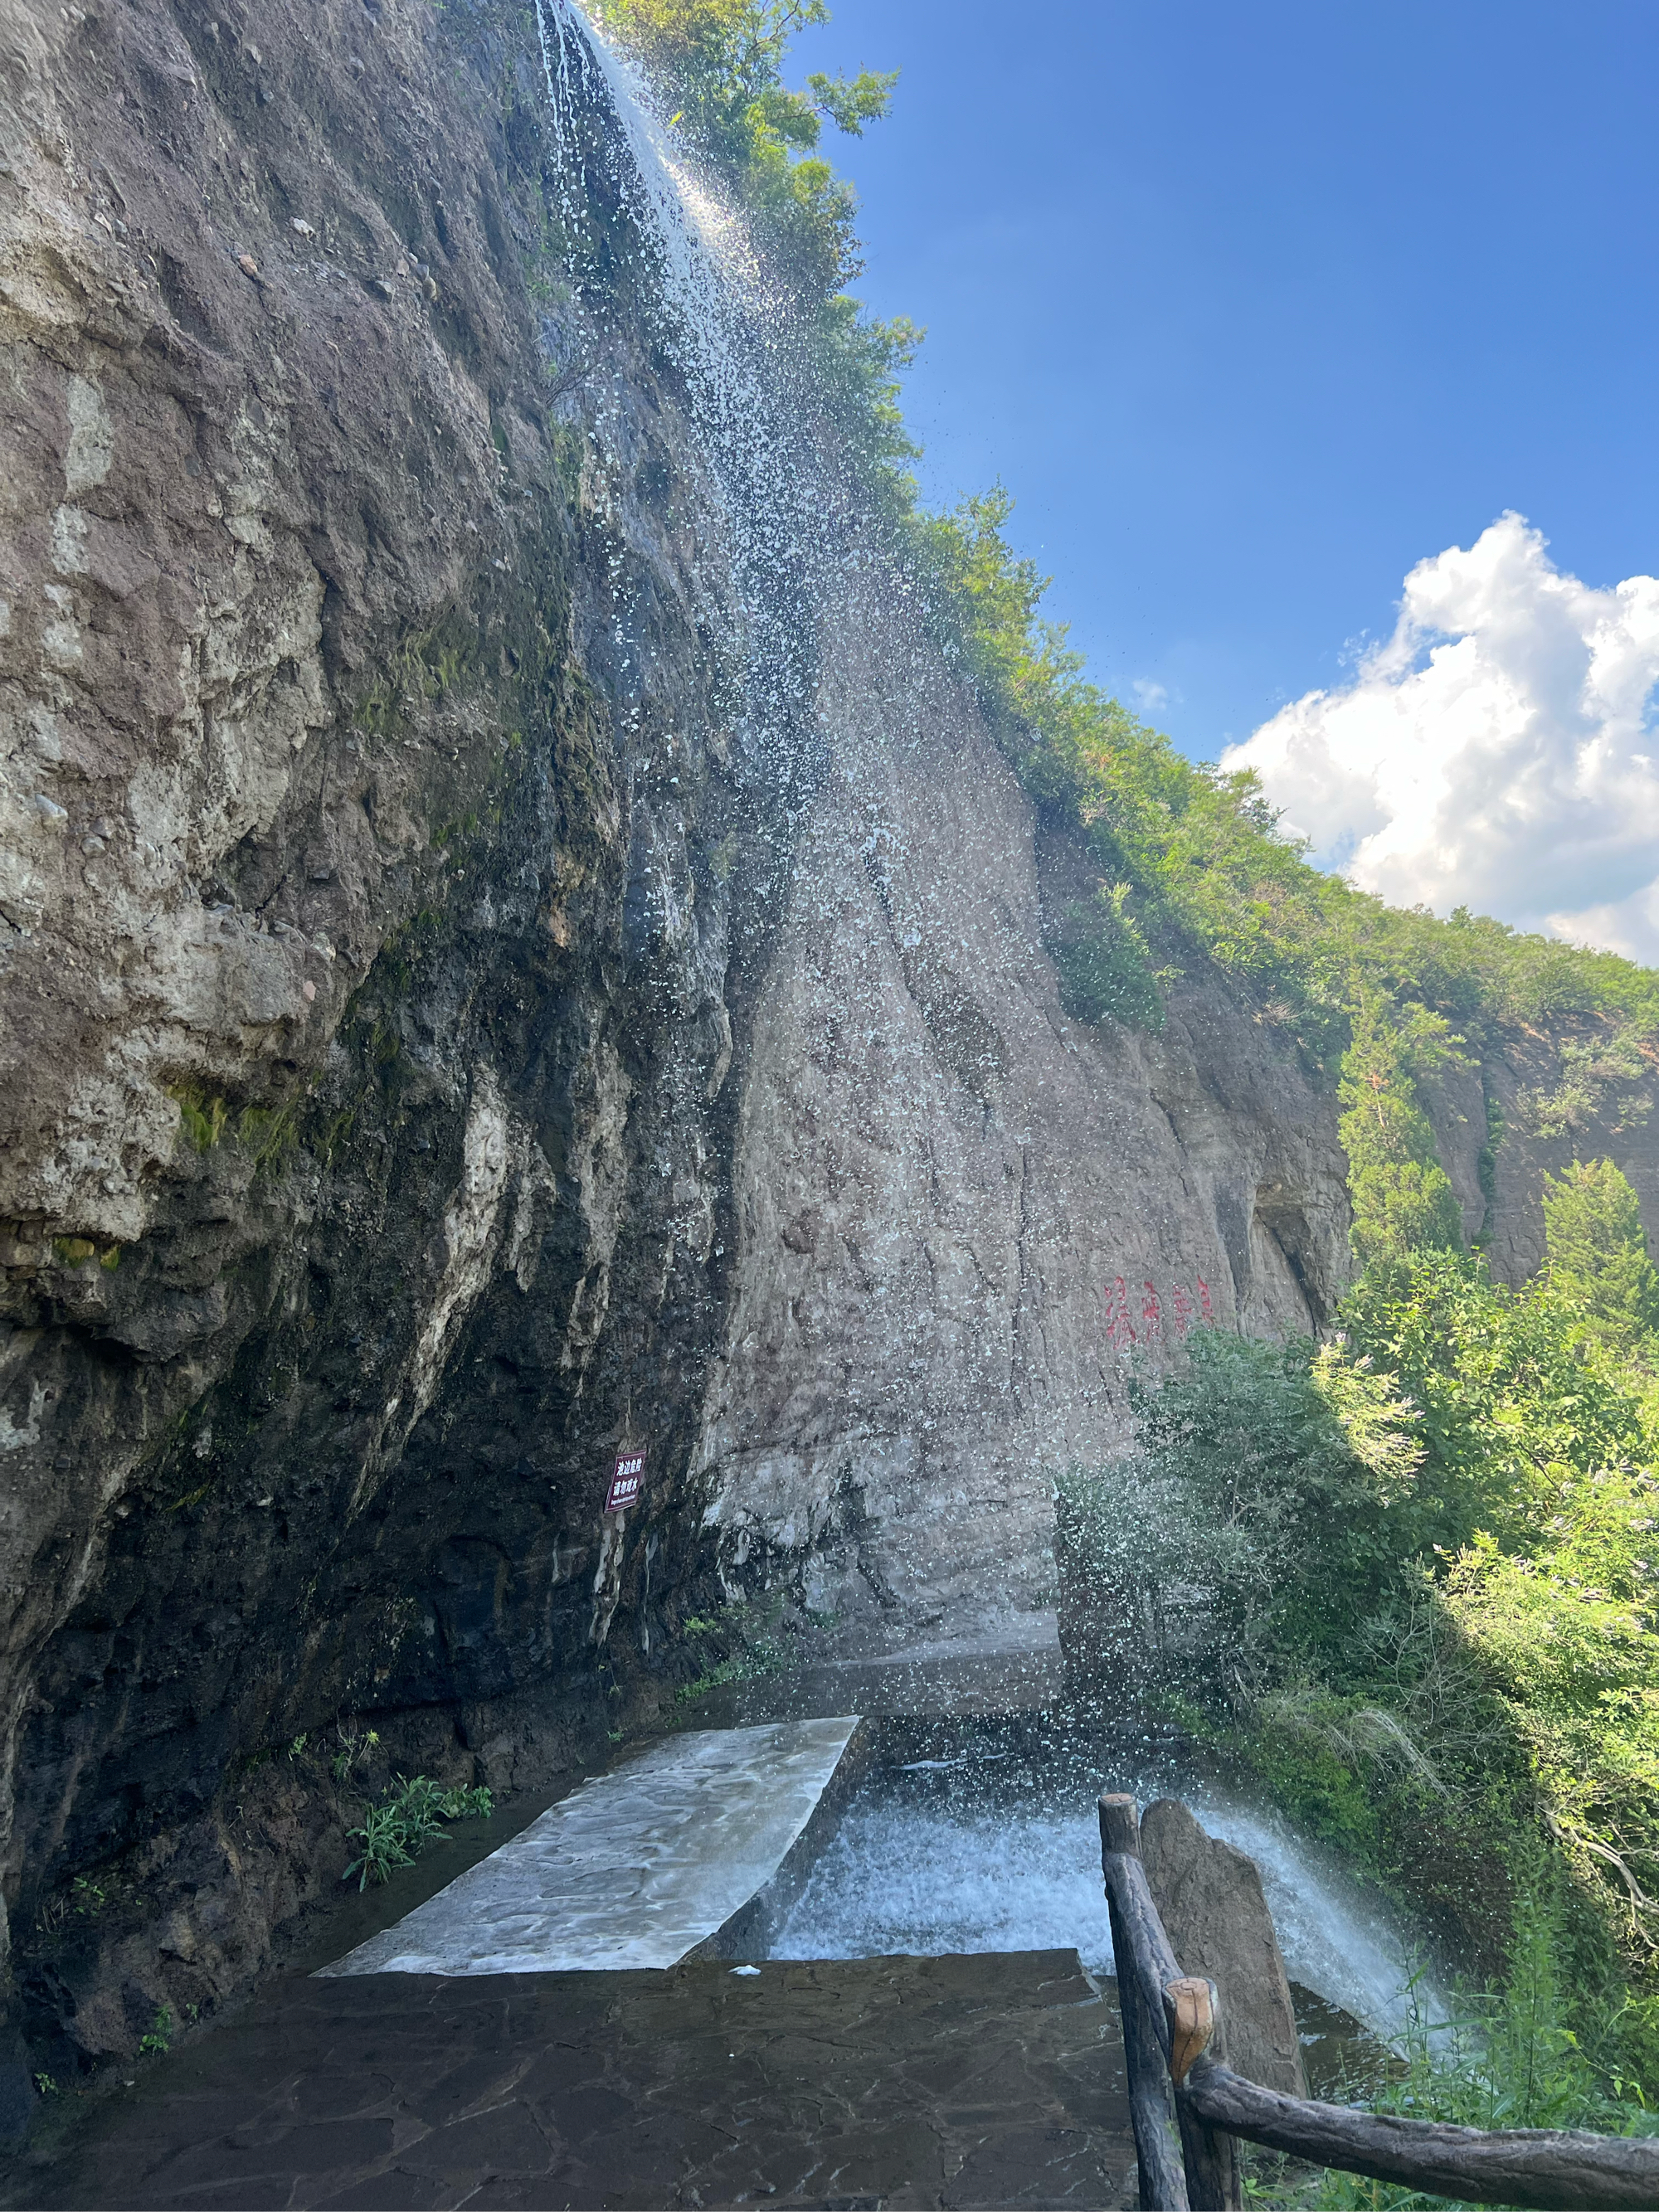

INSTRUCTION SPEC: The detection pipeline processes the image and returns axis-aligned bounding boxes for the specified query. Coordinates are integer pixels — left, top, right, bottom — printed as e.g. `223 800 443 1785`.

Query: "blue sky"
791 0 1659 766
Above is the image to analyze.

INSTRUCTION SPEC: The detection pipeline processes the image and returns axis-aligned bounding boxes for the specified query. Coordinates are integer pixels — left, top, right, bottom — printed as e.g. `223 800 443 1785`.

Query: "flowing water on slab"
767 1726 1440 2053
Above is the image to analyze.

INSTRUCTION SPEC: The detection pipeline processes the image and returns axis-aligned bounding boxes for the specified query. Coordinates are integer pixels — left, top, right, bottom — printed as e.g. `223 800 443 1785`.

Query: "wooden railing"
1098 1793 1659 2211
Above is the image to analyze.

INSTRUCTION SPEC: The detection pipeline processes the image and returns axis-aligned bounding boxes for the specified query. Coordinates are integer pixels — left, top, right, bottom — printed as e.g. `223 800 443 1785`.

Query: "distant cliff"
1 0 1654 2083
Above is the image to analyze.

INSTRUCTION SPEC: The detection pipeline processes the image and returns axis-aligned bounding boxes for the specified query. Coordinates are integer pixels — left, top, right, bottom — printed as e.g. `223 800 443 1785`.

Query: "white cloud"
1221 515 1659 962
1132 677 1170 717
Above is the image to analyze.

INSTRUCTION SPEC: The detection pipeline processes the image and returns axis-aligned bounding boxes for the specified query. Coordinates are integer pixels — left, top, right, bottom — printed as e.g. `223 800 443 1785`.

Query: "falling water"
770 1755 1442 2048
533 0 777 418
530 0 821 795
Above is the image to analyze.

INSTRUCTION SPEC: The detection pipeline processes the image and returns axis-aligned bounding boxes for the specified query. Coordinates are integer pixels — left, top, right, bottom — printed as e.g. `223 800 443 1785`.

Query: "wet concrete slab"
695 1623 1067 1729
11 1952 1136 2210
319 1720 862 1977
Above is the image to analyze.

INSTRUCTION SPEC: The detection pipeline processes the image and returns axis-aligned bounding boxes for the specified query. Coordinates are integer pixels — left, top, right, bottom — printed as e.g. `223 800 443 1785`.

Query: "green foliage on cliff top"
594 0 894 301
592 0 924 496
913 493 1659 1067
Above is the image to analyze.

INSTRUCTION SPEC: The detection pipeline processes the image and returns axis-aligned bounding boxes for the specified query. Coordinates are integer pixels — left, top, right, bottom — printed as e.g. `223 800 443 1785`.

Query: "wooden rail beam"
1099 1787 1659 2211
1181 2058 1659 2210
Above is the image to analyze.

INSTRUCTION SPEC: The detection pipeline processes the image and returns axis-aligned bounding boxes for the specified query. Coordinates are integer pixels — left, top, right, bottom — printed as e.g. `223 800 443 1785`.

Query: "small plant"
342 1773 494 1889
1248 1903 1657 2208
677 1657 747 1703
331 1722 380 1782
34 1894 69 1938
343 1799 417 1891
138 2006 172 2057
437 1783 494 1821
33 2073 57 2098
33 1871 107 1937
288 1732 309 1761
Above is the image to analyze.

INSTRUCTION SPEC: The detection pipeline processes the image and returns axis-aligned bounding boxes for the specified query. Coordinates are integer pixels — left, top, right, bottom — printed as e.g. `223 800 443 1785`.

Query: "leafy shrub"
1543 1158 1659 1344
1058 1331 1418 1699
343 1774 494 1890
594 0 895 306
1273 1898 1656 2210
1048 885 1165 1032
1063 1226 1659 2082
1338 990 1466 1267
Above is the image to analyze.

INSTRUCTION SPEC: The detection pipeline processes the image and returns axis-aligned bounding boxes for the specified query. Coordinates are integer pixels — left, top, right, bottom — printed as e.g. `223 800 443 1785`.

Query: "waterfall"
769 1760 1444 2049
533 0 775 430
529 0 821 801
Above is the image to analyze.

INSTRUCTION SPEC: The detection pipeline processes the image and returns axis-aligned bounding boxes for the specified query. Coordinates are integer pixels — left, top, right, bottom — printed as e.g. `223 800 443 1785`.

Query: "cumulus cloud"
1221 515 1659 962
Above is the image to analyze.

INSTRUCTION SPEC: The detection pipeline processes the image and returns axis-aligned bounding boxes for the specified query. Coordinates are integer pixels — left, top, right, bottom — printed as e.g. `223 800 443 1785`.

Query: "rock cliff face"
693 560 1352 1648
1 0 1656 2081
0 0 778 2071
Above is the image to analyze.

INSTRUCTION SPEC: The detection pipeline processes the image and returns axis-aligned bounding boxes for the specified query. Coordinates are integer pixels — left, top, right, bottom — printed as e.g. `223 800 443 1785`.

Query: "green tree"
1058 1331 1413 1691
1542 1159 1659 1345
1339 1247 1651 1554
595 0 896 300
1338 990 1467 1269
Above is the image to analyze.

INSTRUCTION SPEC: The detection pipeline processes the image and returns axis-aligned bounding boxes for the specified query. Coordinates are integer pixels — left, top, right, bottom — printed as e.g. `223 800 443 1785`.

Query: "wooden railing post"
1163 1976 1241 2212
1099 1792 1189 2211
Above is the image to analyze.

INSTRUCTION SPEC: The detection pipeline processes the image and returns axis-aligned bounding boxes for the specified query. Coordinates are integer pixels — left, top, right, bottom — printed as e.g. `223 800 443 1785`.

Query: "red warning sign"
605 1447 645 1514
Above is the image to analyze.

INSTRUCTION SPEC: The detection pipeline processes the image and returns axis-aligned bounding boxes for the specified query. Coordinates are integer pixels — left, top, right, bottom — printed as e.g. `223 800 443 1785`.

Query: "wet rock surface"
1141 1798 1306 2098
4 1952 1134 2210
0 0 786 2069
319 1720 863 1976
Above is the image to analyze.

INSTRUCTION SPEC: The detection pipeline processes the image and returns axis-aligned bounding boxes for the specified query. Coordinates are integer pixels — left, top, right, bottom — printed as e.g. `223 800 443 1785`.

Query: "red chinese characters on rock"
1102 1274 1214 1351
1106 1276 1135 1351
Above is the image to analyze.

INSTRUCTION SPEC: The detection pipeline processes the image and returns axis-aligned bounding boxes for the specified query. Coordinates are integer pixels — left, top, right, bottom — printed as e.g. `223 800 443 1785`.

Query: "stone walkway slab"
8 1954 1133 2210
319 1719 861 1976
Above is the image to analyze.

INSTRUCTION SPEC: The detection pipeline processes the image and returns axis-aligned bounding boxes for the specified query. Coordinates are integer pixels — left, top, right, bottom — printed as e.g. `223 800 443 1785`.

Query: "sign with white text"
605 1448 645 1514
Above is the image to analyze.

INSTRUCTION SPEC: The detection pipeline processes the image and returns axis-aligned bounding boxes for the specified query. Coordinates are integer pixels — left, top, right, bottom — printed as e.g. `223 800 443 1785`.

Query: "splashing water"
776 1802 1116 1972
533 0 776 421
1191 1792 1438 2049
530 0 821 797
770 1768 1441 2048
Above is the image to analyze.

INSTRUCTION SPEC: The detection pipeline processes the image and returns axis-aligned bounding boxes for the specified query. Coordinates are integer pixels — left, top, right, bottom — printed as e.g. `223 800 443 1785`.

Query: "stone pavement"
320 1722 863 1977
10 1953 1135 2210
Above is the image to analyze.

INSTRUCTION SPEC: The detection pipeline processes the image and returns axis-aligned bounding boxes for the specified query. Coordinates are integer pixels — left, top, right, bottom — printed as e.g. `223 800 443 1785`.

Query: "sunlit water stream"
768 1738 1439 2051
